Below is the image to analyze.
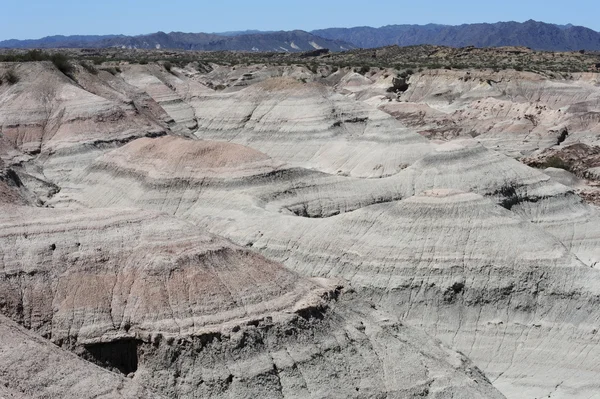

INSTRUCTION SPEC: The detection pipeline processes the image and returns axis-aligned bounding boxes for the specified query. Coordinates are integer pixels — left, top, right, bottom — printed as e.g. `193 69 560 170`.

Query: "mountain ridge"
0 30 354 52
312 20 600 51
2 20 600 52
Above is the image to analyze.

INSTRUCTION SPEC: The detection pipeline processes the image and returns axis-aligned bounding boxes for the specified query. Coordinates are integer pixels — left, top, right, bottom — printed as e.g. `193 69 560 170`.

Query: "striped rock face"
0 205 502 399
2 59 600 398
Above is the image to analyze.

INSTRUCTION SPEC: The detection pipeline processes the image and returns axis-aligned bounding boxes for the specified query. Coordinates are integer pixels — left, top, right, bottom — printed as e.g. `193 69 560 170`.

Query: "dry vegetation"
1 45 599 75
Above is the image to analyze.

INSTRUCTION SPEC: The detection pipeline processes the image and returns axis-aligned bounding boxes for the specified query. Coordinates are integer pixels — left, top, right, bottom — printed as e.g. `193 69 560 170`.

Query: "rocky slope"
0 205 501 398
188 77 433 178
0 313 165 399
2 58 600 398
51 133 600 398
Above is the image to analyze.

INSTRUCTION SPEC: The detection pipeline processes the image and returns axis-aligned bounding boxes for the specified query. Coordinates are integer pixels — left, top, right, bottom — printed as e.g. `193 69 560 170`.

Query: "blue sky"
2 0 599 40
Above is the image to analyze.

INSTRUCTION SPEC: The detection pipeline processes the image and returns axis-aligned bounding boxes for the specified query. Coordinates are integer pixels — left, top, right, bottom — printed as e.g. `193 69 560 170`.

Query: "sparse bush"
4 69 19 85
22 49 46 62
139 59 149 65
50 54 74 76
80 61 98 75
357 65 370 75
103 67 119 76
163 62 172 72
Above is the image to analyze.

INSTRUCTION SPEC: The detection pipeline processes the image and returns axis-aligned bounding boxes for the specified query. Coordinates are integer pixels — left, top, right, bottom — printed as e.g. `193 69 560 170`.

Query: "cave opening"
85 339 139 375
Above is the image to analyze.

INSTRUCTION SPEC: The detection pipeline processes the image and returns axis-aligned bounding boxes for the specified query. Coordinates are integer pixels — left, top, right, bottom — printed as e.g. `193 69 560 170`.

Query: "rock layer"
52 135 600 398
0 314 164 399
0 205 501 398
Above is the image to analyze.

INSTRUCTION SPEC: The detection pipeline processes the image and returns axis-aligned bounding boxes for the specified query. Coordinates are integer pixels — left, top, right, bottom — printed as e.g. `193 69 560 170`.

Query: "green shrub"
163 62 172 72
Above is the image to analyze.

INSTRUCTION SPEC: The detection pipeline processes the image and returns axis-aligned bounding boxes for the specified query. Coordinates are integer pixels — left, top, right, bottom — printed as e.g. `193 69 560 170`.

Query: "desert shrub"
163 62 172 72
80 61 98 75
50 54 74 76
357 65 370 75
4 69 19 84
103 67 119 75
22 49 46 62
138 59 149 65
406 69 414 75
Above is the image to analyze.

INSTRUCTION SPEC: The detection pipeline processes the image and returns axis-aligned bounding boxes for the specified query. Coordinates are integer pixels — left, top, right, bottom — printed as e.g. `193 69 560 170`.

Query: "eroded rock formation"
2 59 600 398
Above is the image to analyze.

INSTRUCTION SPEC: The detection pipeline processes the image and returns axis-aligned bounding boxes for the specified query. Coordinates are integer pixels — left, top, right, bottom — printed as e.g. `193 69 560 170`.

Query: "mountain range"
0 30 354 52
313 20 600 51
1 20 600 52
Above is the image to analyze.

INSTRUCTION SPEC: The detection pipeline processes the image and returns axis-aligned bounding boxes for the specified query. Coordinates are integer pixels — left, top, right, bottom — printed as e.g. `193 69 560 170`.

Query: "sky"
2 0 599 40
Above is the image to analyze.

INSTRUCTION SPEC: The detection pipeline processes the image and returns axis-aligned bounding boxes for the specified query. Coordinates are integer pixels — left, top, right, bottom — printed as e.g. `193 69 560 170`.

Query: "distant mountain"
211 30 272 36
312 20 600 51
0 34 123 49
0 30 355 52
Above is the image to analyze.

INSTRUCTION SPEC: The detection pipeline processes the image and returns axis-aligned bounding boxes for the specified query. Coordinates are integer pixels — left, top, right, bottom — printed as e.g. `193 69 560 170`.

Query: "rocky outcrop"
0 314 165 399
0 62 167 155
0 205 502 398
120 64 213 132
188 78 433 178
50 134 600 397
371 69 600 157
3 59 600 398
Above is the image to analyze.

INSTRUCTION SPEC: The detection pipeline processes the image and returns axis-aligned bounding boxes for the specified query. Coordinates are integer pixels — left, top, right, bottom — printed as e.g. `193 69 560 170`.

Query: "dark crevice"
84 339 139 375
556 127 569 145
